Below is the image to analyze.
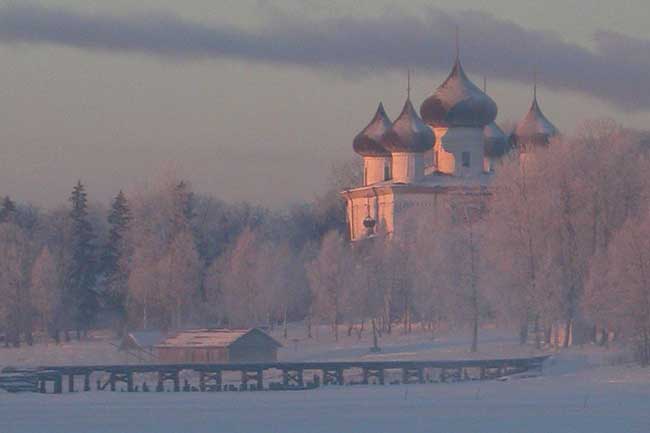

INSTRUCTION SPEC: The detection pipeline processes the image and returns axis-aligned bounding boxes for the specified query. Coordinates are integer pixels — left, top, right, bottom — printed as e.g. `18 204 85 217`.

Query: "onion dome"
510 95 559 149
381 99 435 153
420 58 497 128
484 122 509 158
353 103 392 157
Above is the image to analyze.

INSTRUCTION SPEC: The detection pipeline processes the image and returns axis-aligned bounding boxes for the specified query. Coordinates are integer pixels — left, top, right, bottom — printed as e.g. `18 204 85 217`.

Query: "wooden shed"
154 328 282 364
121 331 166 353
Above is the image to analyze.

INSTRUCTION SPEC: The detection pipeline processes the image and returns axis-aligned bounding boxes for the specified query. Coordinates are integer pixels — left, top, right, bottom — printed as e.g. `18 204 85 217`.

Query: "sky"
0 0 649 209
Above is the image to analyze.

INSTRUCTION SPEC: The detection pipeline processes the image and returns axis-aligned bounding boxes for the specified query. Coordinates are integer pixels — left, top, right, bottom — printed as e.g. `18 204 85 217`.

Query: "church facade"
342 55 558 241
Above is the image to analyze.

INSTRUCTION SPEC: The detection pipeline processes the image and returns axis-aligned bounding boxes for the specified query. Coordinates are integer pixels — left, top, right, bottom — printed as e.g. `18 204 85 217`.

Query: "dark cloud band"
0 4 648 111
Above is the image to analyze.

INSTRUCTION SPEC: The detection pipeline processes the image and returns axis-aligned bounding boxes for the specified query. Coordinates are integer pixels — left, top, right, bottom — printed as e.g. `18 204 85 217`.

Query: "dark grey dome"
353 103 392 157
510 97 559 149
420 58 498 128
484 122 509 158
381 99 435 153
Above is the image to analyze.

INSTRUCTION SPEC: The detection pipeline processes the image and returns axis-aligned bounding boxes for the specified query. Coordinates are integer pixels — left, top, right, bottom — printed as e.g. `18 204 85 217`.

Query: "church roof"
155 328 281 349
420 58 497 128
511 95 559 149
353 103 392 157
381 98 435 153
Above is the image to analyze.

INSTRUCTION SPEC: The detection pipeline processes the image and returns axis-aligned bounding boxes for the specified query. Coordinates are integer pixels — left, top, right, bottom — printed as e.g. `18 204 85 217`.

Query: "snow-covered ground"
0 325 542 369
2 358 649 433
1 326 648 433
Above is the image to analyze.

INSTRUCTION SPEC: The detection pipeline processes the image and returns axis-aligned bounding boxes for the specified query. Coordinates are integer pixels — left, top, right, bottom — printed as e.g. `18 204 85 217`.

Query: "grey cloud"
0 4 648 111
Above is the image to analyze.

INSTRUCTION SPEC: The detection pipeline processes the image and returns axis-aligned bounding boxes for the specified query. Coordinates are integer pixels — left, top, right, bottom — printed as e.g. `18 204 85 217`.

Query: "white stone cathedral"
342 54 558 241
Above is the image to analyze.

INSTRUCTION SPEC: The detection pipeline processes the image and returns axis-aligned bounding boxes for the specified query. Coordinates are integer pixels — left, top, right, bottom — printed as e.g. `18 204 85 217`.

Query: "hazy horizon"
1 0 649 209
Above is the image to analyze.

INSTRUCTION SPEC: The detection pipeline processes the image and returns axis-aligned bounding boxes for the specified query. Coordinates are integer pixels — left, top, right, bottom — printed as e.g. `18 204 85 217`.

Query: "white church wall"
433 127 456 174
437 127 485 177
392 153 424 183
347 192 395 240
363 156 391 185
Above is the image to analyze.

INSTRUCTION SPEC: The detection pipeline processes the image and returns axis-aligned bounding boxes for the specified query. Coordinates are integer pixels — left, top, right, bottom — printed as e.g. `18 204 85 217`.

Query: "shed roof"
122 330 166 349
154 328 281 349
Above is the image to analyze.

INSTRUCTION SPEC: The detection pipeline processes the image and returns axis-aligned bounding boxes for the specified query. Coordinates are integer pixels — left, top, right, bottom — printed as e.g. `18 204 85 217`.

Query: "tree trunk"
402 292 408 334
306 314 312 339
519 320 528 345
563 319 573 348
371 318 379 351
600 328 609 348
283 306 288 340
471 312 479 353
356 320 365 341
642 328 650 366
534 315 542 350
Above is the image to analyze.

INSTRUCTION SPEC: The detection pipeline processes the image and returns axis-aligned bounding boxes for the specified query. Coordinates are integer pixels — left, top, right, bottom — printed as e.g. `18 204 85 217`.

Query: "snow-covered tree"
30 246 62 339
0 223 31 346
307 230 353 340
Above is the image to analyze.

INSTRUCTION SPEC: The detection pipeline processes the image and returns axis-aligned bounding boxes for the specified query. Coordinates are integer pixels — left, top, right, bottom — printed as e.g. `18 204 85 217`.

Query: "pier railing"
3 355 550 394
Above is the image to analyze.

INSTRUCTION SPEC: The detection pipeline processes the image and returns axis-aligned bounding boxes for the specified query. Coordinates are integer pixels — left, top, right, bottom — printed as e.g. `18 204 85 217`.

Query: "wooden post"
417 368 424 384
297 369 304 387
215 370 222 389
84 373 91 391
156 373 164 392
199 372 206 392
256 368 263 391
173 371 180 392
39 378 46 393
336 368 344 385
127 372 134 392
110 372 116 392
282 369 289 387
379 368 385 385
68 374 75 393
54 375 62 394
362 368 369 385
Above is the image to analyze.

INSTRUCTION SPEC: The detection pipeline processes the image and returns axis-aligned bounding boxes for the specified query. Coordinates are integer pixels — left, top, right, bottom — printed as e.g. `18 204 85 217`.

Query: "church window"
384 163 390 181
462 151 471 168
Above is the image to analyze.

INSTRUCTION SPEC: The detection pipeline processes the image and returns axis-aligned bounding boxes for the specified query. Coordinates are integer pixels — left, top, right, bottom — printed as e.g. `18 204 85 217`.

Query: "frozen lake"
2 360 649 433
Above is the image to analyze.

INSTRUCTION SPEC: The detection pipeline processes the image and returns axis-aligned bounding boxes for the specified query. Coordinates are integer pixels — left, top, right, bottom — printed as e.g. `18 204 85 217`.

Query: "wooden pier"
20 355 550 394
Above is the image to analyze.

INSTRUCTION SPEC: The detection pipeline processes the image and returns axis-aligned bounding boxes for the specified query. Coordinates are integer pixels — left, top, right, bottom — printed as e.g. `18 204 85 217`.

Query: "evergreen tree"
173 181 194 232
66 181 98 336
101 190 131 331
0 196 16 223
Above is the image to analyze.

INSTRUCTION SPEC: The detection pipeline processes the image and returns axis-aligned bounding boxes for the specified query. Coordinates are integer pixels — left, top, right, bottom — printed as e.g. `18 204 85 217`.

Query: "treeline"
0 163 356 345
2 120 650 365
